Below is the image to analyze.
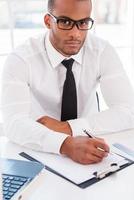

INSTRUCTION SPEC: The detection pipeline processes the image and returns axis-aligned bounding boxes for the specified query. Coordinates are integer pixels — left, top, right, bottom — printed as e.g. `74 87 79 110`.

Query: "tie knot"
62 58 74 70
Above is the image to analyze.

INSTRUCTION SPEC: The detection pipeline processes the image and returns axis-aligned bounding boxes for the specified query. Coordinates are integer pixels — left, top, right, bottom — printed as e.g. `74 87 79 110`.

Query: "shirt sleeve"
68 43 134 136
1 54 68 154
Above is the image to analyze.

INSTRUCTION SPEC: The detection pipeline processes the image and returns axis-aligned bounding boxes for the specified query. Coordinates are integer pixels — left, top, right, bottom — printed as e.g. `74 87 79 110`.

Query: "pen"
83 129 96 139
83 129 109 153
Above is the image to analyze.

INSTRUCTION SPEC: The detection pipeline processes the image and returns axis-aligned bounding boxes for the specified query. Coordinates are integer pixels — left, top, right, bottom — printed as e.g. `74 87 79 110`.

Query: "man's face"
44 0 92 57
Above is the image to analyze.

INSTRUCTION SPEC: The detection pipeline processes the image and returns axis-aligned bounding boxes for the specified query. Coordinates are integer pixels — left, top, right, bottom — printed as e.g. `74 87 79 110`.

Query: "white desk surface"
1 129 134 200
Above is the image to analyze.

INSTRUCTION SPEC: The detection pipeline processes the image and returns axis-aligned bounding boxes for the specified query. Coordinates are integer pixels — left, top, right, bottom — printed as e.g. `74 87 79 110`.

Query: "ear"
44 14 51 29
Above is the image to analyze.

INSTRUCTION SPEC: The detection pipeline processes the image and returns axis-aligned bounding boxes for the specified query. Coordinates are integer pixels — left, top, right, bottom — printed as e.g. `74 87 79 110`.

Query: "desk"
1 130 134 200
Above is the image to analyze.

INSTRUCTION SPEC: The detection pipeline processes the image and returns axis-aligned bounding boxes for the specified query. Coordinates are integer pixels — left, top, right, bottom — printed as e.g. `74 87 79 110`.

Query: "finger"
92 148 106 158
78 155 102 165
99 143 109 153
94 140 110 153
86 154 103 164
37 117 44 123
37 119 43 123
97 137 105 142
37 116 50 123
37 118 41 122
38 119 45 124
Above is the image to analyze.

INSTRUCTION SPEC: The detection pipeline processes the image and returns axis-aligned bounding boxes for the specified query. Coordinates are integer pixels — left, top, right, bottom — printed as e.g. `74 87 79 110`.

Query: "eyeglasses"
48 13 94 30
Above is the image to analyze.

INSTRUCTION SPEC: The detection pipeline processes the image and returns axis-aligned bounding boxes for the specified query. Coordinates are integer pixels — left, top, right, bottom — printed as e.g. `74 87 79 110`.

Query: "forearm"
68 105 134 136
4 116 68 154
87 106 134 134
37 116 73 135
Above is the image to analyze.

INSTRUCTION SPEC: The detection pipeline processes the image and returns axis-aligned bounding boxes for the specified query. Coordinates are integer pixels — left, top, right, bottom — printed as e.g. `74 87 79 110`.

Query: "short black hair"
47 0 91 12
48 0 55 12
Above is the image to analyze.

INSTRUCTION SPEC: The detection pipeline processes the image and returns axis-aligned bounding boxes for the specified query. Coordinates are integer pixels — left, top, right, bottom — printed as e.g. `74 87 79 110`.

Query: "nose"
68 24 81 38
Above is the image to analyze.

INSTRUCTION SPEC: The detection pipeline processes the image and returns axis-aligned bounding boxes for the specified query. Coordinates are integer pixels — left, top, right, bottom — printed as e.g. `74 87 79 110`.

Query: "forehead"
53 0 92 19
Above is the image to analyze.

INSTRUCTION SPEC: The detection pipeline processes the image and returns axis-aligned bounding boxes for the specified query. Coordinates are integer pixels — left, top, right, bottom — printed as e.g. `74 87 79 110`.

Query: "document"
26 149 128 184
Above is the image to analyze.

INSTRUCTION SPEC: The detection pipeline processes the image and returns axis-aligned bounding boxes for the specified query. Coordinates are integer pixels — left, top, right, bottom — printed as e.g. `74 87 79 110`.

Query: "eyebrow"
55 15 91 21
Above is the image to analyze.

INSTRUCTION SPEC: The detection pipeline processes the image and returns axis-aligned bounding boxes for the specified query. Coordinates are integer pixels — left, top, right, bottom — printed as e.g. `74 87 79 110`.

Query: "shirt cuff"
42 131 69 155
68 118 91 137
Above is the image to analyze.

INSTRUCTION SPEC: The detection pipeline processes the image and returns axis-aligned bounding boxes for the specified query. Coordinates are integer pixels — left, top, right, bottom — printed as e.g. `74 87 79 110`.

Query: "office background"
0 0 134 123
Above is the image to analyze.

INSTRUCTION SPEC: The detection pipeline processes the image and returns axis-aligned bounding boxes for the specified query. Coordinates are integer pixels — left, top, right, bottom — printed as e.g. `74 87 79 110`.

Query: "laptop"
1 158 44 200
0 165 3 199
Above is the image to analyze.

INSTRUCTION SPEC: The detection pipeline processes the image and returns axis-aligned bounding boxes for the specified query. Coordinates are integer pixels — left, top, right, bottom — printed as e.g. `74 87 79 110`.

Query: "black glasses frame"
48 13 94 30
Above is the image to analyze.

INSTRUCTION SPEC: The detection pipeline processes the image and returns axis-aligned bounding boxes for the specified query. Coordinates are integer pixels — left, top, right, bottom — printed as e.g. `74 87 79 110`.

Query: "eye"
59 18 72 26
79 20 89 26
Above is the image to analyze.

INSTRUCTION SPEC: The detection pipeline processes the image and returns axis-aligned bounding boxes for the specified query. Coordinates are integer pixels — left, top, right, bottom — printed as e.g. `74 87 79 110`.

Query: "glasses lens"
78 18 93 30
58 18 73 30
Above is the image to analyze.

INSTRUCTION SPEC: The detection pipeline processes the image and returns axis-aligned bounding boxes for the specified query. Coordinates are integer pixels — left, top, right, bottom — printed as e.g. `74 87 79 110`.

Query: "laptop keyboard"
2 174 30 200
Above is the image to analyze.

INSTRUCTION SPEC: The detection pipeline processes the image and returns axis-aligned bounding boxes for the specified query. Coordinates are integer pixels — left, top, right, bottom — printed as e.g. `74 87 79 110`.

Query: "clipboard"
19 151 134 189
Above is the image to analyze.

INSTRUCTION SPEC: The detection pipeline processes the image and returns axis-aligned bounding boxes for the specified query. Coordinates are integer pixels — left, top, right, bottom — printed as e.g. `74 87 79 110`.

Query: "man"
2 0 134 165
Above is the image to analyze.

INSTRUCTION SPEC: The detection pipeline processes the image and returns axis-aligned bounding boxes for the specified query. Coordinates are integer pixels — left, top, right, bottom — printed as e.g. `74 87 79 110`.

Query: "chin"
64 49 81 56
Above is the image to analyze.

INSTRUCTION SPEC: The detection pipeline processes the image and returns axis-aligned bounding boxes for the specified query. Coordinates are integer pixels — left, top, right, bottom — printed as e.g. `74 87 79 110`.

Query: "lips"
65 41 81 48
65 41 81 45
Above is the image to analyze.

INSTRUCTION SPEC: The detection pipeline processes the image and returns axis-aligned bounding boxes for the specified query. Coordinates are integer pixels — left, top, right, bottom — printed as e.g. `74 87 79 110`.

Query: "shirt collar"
45 33 83 68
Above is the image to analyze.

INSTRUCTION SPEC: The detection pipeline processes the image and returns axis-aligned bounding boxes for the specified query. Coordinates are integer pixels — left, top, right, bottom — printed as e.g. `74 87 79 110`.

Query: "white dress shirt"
2 32 134 154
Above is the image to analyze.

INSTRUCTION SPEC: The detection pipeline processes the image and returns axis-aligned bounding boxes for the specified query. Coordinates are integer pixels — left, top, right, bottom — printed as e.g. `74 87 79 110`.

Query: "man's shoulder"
85 33 109 52
12 33 47 60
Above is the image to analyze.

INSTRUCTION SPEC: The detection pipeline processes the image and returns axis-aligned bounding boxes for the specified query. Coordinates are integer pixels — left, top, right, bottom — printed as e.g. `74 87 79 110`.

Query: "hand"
60 136 109 165
37 116 72 135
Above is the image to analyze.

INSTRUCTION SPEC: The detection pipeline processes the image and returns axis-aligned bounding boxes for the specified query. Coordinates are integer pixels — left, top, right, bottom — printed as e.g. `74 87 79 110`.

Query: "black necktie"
61 58 77 121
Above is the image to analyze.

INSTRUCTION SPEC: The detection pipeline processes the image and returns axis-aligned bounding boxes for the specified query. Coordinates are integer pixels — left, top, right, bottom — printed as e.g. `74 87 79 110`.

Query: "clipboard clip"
93 163 120 179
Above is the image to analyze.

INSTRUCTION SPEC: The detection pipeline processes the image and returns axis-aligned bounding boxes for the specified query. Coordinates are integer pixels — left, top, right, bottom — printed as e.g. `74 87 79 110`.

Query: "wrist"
60 136 74 156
